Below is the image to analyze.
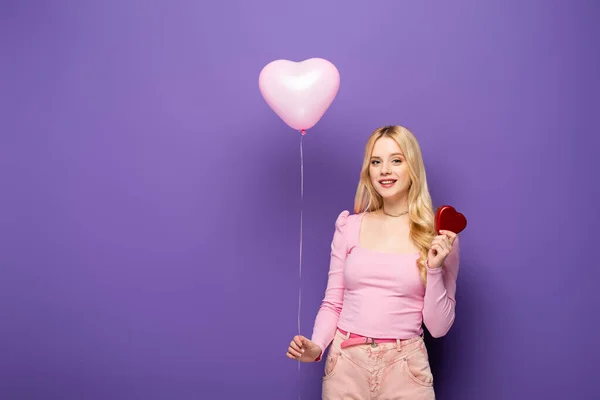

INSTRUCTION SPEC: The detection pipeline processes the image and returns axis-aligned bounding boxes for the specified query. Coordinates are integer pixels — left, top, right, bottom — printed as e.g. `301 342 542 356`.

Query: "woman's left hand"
427 230 458 269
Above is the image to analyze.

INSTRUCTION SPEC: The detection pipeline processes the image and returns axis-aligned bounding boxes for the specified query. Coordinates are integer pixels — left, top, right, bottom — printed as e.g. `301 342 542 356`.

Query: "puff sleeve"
310 210 350 360
422 235 460 338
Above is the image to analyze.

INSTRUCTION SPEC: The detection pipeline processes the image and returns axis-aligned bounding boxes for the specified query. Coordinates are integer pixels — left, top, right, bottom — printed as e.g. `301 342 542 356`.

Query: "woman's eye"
371 160 380 165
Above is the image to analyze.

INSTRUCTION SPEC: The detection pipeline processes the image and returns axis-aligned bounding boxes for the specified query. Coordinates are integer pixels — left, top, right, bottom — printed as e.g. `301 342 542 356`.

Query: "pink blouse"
310 210 460 357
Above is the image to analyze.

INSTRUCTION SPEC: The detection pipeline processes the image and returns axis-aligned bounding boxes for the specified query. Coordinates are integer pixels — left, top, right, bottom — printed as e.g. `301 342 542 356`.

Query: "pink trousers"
321 329 435 400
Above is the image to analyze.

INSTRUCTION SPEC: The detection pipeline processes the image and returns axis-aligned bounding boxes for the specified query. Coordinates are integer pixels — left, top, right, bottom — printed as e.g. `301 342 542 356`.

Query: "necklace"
382 209 408 217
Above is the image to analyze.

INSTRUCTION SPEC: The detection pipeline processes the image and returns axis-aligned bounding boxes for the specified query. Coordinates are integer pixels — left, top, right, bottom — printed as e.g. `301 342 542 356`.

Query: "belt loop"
345 330 351 339
396 338 401 352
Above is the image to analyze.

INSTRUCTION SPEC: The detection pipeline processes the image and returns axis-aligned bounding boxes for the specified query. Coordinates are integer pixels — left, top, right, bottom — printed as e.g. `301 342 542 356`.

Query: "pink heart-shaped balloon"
259 58 340 132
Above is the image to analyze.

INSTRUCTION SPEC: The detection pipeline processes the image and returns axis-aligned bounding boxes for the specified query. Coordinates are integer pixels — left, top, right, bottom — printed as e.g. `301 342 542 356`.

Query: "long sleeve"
310 210 349 360
422 235 460 338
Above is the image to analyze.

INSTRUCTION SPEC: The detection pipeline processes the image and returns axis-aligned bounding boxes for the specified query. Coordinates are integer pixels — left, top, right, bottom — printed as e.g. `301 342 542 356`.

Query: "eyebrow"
371 153 405 158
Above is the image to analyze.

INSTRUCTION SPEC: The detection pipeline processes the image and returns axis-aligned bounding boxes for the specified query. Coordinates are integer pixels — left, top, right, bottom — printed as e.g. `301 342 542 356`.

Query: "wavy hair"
353 125 435 285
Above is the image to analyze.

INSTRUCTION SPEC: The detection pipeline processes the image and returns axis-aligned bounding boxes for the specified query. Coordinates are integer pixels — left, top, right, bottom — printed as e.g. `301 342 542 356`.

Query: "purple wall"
1 1 599 399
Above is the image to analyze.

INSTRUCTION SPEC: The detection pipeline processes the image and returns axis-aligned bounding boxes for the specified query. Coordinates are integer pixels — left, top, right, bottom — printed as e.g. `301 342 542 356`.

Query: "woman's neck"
381 197 408 216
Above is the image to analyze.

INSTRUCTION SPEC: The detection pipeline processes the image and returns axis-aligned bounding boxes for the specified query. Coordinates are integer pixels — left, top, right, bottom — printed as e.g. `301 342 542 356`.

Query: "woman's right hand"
286 335 322 362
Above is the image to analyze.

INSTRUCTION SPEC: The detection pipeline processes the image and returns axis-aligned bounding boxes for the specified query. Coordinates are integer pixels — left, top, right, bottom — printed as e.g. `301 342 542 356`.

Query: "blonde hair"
353 125 435 285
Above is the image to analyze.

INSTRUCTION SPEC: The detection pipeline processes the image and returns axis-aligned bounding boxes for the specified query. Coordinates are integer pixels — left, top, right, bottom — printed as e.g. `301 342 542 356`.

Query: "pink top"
310 210 460 357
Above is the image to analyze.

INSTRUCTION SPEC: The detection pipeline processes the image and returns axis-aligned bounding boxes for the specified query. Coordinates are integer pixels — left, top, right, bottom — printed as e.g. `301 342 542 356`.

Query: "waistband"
337 328 423 349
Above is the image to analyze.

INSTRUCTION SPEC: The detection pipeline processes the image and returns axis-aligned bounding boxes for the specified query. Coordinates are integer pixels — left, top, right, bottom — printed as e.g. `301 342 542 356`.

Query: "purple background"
1 1 599 399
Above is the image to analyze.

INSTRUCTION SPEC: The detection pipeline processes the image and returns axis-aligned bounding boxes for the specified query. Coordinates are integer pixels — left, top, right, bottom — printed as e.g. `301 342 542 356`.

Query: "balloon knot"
301 129 306 135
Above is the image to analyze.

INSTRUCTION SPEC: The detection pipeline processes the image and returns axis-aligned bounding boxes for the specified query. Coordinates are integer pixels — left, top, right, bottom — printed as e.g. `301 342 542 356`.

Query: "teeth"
380 180 395 184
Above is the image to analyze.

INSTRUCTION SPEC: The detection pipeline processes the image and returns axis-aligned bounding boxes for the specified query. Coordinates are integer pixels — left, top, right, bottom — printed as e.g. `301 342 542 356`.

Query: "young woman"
286 125 460 399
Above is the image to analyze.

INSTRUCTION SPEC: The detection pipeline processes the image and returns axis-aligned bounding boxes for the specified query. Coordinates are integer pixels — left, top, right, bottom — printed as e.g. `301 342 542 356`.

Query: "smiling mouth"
379 179 397 187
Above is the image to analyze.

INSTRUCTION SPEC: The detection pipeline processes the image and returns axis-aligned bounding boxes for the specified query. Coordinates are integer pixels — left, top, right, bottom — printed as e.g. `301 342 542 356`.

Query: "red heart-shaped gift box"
435 205 467 234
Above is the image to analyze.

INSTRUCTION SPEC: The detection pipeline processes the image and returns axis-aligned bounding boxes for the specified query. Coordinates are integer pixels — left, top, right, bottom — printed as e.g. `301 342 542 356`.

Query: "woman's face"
369 136 411 200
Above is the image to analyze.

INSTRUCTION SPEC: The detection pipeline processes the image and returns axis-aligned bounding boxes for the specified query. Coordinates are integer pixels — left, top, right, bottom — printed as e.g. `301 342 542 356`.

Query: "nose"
381 163 391 175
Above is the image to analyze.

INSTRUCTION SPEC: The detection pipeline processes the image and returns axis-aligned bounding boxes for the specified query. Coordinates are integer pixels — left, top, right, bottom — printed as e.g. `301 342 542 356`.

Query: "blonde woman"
286 125 460 399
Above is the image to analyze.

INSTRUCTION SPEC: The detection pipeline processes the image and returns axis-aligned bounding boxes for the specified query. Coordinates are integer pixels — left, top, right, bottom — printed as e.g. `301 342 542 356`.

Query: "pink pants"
321 329 435 400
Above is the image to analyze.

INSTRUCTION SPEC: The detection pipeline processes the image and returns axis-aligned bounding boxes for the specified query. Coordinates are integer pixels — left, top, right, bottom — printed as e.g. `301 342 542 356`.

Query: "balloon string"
298 133 303 361
298 132 304 399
